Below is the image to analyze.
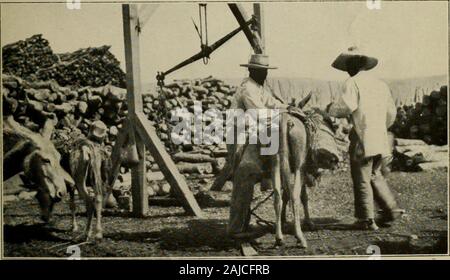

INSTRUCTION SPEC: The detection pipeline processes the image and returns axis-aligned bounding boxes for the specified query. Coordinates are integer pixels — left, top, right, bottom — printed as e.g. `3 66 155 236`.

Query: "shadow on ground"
4 223 68 243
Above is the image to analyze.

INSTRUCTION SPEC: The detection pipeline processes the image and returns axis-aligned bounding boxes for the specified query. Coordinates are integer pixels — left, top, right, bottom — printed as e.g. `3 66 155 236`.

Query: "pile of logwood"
2 34 58 79
2 74 128 143
142 76 236 152
2 35 125 87
392 138 448 171
390 85 447 145
3 72 237 196
115 77 237 196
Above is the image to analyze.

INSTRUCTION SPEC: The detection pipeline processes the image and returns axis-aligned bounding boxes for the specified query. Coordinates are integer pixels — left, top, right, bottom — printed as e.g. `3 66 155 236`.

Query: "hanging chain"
199 3 209 65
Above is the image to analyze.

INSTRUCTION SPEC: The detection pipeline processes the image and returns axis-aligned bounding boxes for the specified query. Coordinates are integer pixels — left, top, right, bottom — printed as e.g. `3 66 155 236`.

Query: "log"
417 161 448 171
176 162 213 174
146 171 165 181
212 149 228 157
395 138 427 146
3 174 27 195
172 152 216 163
404 150 448 164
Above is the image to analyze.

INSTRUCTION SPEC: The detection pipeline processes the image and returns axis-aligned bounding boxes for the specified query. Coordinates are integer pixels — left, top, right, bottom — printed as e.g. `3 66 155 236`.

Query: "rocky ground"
3 168 448 258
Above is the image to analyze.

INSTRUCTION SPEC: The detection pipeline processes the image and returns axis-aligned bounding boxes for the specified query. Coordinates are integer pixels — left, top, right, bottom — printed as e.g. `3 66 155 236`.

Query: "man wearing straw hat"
226 54 305 239
326 46 404 230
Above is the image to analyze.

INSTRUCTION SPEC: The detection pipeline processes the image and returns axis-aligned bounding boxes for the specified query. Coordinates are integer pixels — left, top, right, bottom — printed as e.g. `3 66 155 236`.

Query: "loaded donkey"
225 54 340 248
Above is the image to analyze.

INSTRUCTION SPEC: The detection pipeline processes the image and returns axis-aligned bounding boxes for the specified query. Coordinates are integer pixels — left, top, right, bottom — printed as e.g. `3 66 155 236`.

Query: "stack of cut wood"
143 76 236 154
2 35 125 87
2 74 128 145
136 76 236 195
37 46 126 87
2 34 58 79
392 138 448 171
390 85 447 145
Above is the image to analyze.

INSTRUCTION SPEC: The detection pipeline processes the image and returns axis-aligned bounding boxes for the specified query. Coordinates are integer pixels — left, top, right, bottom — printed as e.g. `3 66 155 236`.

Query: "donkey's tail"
279 113 291 188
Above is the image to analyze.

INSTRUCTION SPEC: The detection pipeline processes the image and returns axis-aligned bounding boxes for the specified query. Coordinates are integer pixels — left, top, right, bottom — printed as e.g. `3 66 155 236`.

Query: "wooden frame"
110 4 204 217
112 3 264 217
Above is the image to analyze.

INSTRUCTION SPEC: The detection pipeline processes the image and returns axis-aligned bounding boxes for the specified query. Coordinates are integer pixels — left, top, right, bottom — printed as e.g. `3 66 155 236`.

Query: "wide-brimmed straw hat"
88 120 108 141
332 46 378 72
240 54 277 69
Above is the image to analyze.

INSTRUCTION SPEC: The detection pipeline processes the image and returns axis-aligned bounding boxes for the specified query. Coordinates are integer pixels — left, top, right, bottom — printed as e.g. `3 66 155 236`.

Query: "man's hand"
288 106 307 120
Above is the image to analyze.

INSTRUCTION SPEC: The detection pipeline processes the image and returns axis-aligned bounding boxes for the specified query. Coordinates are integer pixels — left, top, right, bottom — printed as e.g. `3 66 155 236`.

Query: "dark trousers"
349 130 398 220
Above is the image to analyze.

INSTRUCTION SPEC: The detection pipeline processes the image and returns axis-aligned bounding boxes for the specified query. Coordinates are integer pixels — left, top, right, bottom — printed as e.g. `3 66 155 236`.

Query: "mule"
3 115 74 222
233 97 339 248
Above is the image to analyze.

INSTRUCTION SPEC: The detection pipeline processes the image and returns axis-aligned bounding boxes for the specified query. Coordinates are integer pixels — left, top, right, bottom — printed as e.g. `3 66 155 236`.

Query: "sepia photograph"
1 0 448 259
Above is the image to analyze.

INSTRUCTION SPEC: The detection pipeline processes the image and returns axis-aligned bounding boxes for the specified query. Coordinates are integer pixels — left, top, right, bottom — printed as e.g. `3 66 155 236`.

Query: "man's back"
343 71 396 157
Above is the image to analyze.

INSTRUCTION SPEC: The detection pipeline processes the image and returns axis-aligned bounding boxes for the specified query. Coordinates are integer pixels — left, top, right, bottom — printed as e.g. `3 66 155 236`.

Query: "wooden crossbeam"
253 4 265 53
134 113 204 218
138 4 160 29
228 3 263 54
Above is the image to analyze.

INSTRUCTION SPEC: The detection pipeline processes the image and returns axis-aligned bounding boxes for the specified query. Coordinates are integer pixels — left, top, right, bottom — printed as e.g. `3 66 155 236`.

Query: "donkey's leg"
301 185 315 231
281 190 289 230
93 193 104 239
292 168 307 248
84 197 95 241
272 154 284 246
75 178 95 240
69 188 79 232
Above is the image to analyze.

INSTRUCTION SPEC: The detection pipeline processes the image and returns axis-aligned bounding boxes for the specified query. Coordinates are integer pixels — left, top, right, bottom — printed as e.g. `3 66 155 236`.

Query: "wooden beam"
123 4 143 114
131 130 148 217
228 3 263 54
253 3 265 53
138 4 160 29
134 113 204 218
123 4 147 217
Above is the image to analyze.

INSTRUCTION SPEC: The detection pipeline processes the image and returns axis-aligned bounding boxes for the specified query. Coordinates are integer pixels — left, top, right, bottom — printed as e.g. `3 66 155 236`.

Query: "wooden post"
253 3 265 53
121 4 204 218
122 4 148 217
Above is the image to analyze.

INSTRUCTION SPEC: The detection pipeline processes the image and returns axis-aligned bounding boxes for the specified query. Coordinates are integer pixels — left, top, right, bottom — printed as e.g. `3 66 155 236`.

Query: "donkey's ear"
298 91 313 109
41 115 57 140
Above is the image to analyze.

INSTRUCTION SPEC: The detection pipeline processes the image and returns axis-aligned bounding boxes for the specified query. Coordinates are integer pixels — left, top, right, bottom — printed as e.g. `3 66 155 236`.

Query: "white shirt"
230 77 288 110
329 71 397 157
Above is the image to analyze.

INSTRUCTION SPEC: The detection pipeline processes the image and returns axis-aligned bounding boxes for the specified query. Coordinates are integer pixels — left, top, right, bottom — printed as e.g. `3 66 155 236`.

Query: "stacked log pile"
392 138 448 171
2 35 58 79
2 74 127 142
390 85 447 145
3 72 237 197
2 34 125 87
135 77 237 196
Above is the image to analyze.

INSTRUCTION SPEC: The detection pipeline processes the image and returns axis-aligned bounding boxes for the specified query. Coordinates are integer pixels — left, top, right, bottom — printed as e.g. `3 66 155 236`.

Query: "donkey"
68 131 112 240
3 115 75 222
232 95 339 248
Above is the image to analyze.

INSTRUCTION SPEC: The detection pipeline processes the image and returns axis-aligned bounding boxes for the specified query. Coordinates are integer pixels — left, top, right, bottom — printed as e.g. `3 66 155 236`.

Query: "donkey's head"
24 146 74 222
5 116 74 222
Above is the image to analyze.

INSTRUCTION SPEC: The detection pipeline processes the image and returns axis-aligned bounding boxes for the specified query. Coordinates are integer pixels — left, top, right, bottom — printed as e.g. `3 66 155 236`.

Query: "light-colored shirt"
230 77 288 110
328 71 397 157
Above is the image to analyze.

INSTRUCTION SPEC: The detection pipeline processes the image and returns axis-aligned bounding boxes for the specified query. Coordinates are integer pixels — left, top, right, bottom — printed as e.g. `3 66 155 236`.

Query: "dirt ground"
2 168 448 258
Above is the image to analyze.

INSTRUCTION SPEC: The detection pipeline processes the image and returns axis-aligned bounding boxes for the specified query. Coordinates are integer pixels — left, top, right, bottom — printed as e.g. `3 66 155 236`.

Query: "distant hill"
142 74 447 108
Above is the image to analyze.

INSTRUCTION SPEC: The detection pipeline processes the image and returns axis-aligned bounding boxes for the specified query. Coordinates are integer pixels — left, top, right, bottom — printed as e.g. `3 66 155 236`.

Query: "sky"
1 1 448 83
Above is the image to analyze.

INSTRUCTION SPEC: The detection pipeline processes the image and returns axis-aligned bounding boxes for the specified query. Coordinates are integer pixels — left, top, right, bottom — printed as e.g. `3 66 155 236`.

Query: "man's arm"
386 88 397 128
327 79 358 118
